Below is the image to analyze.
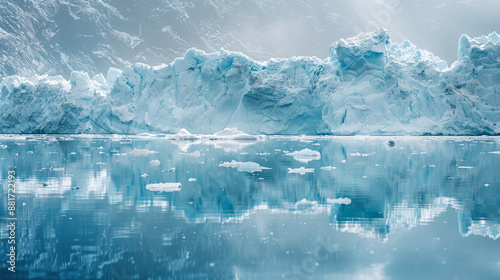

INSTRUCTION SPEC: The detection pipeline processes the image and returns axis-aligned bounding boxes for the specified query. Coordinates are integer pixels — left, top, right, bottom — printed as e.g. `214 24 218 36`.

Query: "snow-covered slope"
1 29 499 135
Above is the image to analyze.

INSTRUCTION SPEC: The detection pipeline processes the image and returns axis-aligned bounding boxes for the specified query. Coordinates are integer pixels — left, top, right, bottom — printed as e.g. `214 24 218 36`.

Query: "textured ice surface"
1 29 499 135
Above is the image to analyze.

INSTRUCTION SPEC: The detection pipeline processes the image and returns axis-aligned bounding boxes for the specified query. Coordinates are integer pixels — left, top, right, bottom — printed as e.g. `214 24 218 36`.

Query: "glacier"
0 29 499 135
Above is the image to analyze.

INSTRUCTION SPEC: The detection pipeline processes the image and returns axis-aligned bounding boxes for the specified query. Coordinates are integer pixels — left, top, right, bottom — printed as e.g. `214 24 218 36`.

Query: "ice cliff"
0 29 499 135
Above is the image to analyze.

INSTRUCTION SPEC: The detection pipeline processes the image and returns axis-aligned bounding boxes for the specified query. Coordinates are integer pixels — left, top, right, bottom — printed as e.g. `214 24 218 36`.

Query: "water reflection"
0 136 499 279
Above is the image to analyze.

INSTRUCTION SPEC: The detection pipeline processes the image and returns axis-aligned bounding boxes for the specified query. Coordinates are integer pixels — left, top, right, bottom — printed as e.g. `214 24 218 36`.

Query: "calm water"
1 135 500 280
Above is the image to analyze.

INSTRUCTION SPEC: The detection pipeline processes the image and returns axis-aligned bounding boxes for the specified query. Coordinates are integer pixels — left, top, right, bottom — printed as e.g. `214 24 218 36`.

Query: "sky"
2 0 500 77
200 0 500 64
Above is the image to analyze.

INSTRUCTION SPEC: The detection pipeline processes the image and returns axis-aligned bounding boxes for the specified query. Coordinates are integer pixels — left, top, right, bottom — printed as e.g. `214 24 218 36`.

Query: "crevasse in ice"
0 29 499 135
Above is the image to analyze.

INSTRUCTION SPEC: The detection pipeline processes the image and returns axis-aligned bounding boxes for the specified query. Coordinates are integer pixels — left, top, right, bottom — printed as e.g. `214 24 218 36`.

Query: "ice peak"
330 28 391 60
458 31 500 61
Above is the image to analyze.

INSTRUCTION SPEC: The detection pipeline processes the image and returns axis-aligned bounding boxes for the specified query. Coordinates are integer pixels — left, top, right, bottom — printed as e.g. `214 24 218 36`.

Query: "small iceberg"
286 148 321 163
458 166 474 169
288 167 314 175
219 160 271 173
295 199 318 207
320 166 336 171
146 183 182 192
210 128 258 140
130 148 158 156
327 198 352 205
172 128 201 140
180 150 201 157
150 160 161 166
137 133 157 137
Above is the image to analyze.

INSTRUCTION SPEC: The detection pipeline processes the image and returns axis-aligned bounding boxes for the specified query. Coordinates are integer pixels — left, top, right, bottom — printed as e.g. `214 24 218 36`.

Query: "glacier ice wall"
0 29 499 135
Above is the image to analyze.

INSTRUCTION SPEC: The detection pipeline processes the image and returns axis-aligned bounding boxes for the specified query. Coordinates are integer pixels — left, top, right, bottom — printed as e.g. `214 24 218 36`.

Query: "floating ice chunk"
146 183 182 192
140 173 148 178
188 178 197 182
130 149 158 156
458 166 474 169
172 128 200 140
288 167 314 175
219 160 270 173
181 150 201 157
210 141 258 153
150 160 161 166
137 133 157 137
210 128 258 140
327 197 352 205
286 148 321 163
50 167 64 171
349 152 372 157
489 151 500 154
295 199 317 207
320 166 336 171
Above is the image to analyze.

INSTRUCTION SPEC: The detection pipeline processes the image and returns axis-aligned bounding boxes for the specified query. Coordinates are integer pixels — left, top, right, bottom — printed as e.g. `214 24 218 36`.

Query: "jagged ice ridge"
0 29 499 135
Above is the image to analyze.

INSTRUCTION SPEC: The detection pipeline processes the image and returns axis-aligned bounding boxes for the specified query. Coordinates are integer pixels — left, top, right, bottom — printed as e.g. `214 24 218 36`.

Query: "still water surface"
0 135 499 279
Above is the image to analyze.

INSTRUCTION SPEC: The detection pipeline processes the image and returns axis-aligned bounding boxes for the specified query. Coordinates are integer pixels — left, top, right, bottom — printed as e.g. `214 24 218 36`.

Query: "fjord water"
0 136 499 279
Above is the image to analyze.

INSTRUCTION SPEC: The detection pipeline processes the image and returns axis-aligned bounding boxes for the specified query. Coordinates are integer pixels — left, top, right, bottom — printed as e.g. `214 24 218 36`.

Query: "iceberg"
171 128 201 140
219 160 271 173
285 148 321 163
209 128 259 140
288 167 315 175
129 149 158 156
0 29 499 135
145 183 182 192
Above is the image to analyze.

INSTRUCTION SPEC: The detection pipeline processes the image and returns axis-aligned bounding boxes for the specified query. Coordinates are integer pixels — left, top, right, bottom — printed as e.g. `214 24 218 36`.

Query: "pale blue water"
1 135 500 280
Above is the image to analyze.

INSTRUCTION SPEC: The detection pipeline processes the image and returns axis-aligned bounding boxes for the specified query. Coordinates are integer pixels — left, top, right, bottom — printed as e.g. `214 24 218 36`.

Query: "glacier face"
0 29 499 135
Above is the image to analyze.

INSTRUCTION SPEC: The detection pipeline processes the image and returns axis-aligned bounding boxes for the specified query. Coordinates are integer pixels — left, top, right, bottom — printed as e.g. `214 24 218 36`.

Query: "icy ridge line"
0 29 499 135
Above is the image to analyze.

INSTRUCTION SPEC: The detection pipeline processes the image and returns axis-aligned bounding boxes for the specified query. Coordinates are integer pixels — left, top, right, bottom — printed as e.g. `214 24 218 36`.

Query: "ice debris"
288 167 315 175
145 183 182 192
219 160 271 173
286 148 321 163
130 149 158 156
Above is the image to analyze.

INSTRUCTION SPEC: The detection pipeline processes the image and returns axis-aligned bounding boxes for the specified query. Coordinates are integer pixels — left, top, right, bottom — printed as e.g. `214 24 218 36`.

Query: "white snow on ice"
286 148 321 163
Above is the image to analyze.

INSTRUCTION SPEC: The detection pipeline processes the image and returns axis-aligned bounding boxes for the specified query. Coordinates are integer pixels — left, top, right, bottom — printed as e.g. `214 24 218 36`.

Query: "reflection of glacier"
1 136 499 278
3 136 500 238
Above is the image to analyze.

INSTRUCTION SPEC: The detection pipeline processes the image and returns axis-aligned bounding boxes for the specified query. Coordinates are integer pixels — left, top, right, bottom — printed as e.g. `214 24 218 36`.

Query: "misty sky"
208 0 500 64
2 0 500 77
